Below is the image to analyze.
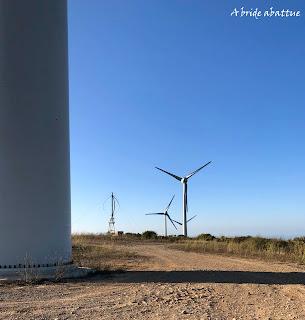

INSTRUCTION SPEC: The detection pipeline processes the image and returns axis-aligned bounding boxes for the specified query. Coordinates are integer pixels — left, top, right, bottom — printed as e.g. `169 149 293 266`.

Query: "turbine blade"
187 215 197 223
171 219 182 226
102 194 112 211
165 195 175 212
155 167 182 181
146 213 164 215
114 196 120 207
185 161 211 179
166 213 177 230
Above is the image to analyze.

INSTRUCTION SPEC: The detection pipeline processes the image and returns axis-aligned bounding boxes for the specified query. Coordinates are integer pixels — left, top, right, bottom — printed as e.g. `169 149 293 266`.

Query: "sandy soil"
1 243 305 319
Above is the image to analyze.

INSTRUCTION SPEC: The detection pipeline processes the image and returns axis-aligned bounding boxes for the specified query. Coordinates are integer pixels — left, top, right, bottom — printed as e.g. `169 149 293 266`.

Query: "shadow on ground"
87 270 305 285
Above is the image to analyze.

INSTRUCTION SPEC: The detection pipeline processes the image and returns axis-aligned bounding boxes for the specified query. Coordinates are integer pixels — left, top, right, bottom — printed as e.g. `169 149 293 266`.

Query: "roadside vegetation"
172 234 305 265
72 232 305 270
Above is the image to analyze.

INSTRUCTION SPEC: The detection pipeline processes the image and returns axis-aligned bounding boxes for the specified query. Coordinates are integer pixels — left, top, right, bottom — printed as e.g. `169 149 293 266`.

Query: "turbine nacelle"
180 177 187 184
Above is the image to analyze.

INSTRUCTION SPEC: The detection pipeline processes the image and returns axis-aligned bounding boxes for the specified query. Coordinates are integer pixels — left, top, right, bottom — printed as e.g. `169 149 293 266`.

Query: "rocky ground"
1 243 305 319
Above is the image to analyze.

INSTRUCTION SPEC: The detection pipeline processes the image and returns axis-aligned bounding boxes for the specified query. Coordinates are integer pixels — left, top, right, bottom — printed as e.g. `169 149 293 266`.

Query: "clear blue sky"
68 0 305 238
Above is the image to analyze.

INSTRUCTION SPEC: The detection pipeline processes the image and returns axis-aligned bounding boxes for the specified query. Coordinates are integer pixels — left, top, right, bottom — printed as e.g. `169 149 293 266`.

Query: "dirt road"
1 243 305 320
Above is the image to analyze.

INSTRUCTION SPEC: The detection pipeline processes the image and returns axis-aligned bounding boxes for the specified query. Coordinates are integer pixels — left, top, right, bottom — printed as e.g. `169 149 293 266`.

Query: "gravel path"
1 243 305 319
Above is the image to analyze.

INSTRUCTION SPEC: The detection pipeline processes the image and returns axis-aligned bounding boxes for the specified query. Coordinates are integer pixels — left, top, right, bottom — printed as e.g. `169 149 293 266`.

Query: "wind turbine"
146 195 179 236
103 193 120 234
155 162 211 237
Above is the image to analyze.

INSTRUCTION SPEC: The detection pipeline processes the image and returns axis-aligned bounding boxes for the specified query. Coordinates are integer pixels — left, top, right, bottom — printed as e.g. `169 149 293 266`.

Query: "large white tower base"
0 0 72 270
0 265 92 283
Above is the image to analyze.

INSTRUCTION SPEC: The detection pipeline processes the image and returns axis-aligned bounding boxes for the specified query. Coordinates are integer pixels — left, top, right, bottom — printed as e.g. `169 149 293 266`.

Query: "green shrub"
142 230 158 239
125 232 142 238
196 233 215 241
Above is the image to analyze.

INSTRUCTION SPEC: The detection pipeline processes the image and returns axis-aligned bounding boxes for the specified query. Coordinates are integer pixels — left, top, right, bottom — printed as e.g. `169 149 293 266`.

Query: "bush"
125 232 142 238
196 233 215 241
231 236 252 243
142 231 158 239
294 237 305 243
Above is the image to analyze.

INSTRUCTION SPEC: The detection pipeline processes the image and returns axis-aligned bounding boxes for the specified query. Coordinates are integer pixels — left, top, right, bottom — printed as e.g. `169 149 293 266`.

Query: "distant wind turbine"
155 162 211 237
146 195 179 236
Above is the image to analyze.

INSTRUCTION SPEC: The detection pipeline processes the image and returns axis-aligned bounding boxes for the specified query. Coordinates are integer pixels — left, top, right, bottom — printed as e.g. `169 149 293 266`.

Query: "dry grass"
71 232 305 271
171 235 305 265
72 233 145 272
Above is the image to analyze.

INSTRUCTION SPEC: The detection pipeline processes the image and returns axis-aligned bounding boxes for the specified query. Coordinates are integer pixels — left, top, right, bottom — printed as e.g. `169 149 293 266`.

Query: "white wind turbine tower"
0 0 72 273
155 162 211 237
146 195 179 236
